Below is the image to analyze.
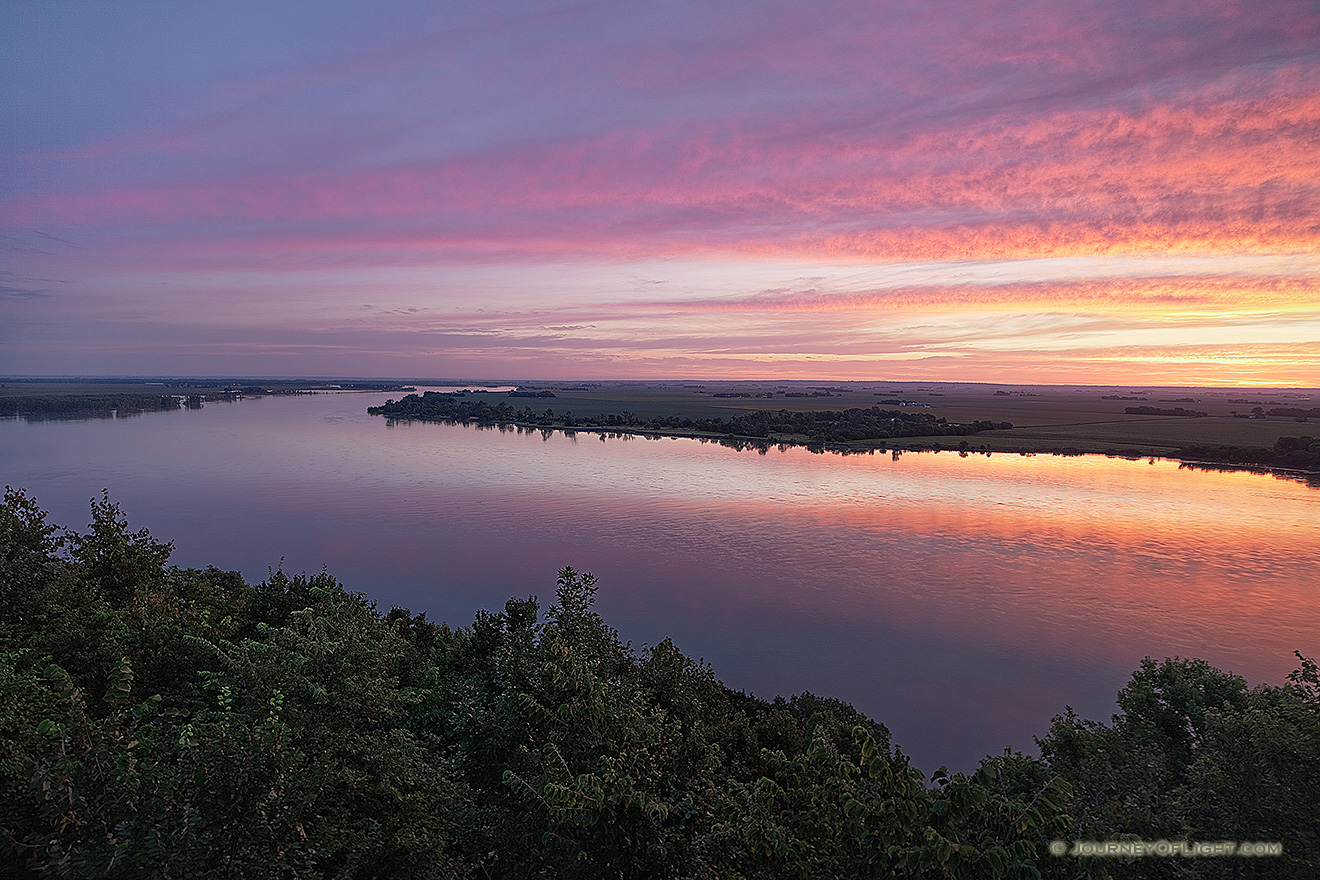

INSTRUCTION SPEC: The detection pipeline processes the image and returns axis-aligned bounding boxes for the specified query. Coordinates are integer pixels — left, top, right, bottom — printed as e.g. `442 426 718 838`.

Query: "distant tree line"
1 489 1316 877
1 395 181 420
1123 406 1208 418
1232 406 1320 421
2 384 420 422
331 383 417 392
212 383 416 397
367 392 1013 446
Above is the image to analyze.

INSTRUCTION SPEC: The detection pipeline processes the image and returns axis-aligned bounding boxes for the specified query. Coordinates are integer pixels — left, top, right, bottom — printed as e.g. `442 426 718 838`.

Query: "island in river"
366 380 1320 480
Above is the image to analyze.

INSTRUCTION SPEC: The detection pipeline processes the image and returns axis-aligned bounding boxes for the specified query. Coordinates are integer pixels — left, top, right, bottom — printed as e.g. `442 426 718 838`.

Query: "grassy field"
427 380 1317 456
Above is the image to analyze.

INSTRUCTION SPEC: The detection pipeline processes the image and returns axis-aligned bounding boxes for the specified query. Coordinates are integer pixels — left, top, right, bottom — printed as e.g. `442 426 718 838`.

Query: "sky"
2 0 1319 384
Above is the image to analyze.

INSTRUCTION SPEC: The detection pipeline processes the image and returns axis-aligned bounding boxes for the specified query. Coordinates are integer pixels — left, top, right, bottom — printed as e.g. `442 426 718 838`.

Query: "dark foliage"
1122 407 1207 418
1178 436 1320 471
1 488 1314 878
2 395 181 421
367 391 1013 447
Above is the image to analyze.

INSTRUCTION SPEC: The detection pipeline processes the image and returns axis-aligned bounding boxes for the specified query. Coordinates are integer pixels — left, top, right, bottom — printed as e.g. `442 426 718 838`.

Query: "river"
3 389 1317 772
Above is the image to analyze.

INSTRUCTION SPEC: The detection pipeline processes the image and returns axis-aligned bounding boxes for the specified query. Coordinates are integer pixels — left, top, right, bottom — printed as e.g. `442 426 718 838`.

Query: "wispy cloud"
0 285 49 300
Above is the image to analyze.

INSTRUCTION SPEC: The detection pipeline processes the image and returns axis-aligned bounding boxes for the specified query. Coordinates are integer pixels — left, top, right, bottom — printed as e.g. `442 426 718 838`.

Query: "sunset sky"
3 0 1318 384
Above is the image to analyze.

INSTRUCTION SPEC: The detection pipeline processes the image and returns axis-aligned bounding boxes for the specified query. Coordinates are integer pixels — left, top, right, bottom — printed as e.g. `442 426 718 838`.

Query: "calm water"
3 390 1317 772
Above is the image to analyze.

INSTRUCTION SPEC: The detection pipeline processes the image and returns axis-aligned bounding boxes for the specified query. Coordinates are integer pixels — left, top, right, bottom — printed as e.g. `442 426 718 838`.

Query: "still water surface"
3 390 1317 771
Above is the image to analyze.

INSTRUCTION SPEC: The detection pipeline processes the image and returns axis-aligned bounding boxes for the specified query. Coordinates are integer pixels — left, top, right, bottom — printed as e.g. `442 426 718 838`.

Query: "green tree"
1039 655 1320 878
68 490 173 608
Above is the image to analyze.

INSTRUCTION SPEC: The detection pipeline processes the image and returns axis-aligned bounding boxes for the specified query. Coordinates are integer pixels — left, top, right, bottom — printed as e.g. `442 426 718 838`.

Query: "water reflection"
2 409 154 423
1 391 1316 773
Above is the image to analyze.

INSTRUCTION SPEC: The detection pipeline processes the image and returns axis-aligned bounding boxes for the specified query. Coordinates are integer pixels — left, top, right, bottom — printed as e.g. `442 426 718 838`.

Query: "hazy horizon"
4 375 1319 392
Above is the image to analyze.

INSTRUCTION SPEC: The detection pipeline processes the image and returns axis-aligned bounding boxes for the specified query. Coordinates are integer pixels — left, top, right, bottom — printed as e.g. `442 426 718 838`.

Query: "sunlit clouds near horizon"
2 0 1318 384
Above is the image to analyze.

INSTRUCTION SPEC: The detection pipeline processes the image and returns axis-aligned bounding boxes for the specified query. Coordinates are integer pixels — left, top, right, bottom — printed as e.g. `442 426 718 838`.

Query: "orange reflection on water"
281 416 1318 714
560 439 1319 686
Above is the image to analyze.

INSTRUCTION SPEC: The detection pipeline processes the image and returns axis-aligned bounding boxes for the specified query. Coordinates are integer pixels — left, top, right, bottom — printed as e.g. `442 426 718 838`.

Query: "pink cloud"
11 58 1318 269
8 0 1318 272
626 274 1320 314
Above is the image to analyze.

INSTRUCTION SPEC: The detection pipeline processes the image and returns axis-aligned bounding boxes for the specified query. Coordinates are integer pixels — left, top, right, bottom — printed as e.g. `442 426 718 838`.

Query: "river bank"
367 386 1320 486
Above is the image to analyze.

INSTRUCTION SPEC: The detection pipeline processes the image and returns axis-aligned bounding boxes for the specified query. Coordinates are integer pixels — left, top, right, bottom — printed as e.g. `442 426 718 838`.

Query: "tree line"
1123 407 1208 418
2 395 182 420
368 392 1012 447
1176 435 1320 471
1 489 1316 878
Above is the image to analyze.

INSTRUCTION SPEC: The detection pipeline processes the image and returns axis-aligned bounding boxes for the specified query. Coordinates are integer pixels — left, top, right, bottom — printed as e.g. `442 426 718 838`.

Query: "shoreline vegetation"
2 488 1317 877
0 382 415 423
3 377 1317 482
367 388 1320 485
368 391 1015 446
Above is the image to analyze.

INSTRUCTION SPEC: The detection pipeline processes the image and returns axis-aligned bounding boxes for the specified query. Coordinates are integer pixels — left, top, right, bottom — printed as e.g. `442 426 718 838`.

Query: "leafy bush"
1 488 1315 878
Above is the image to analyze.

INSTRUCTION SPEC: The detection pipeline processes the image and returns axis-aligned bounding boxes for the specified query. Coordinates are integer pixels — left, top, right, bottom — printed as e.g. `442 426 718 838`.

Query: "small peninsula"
366 381 1320 479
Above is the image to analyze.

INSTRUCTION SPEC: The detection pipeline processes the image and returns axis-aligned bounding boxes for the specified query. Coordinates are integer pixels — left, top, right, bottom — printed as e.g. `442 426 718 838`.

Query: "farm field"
431 380 1318 456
